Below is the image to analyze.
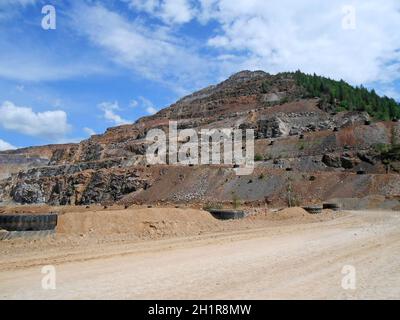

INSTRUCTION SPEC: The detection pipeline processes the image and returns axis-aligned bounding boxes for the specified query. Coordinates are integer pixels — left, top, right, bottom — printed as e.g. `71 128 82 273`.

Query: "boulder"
322 154 341 168
340 156 360 169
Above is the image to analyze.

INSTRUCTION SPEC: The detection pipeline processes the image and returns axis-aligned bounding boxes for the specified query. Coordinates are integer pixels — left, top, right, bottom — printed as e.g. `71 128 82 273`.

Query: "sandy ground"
0 208 399 299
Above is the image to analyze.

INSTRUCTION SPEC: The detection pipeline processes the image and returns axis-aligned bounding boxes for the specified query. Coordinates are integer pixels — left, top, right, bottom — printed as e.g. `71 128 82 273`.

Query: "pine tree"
292 71 400 121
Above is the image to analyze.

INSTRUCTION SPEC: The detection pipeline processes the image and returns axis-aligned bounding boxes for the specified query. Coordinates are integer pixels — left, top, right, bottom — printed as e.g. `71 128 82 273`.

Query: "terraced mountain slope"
1 71 399 207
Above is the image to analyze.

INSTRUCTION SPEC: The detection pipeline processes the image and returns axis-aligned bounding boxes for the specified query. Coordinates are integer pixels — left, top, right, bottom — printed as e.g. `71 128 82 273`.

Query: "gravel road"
1 210 399 299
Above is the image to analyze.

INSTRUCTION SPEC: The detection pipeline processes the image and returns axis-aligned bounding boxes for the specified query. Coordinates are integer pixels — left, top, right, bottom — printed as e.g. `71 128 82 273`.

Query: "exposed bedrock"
0 71 399 206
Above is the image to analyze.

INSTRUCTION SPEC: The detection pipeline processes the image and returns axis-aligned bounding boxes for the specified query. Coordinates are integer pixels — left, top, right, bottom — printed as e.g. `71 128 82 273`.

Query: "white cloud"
0 138 16 151
0 0 36 7
1 0 398 106
198 0 400 86
0 101 71 139
98 97 158 126
379 85 400 102
125 0 195 24
138 96 159 114
0 3 109 82
99 0 400 97
83 127 96 136
98 101 131 125
130 99 139 108
69 2 215 94
129 96 159 114
0 0 36 21
146 105 158 115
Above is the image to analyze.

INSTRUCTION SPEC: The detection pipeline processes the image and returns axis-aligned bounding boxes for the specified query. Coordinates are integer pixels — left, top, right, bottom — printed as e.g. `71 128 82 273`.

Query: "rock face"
3 165 152 205
0 70 399 206
322 154 341 168
11 182 46 204
322 153 361 169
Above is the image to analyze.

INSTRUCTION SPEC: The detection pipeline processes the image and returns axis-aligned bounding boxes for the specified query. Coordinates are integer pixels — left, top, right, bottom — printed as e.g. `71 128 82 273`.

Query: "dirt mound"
258 207 338 222
57 207 221 239
277 206 310 216
0 204 344 244
0 205 54 215
329 195 400 210
267 207 312 221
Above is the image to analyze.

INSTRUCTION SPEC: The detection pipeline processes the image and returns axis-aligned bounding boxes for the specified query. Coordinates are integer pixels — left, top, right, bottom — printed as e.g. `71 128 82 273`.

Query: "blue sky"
0 0 399 150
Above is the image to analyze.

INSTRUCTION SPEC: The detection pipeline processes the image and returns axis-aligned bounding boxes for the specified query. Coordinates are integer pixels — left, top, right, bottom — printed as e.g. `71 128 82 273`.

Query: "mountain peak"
227 70 270 82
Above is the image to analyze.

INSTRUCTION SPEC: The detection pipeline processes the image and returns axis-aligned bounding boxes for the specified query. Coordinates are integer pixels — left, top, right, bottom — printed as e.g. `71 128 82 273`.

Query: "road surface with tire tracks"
1 210 399 299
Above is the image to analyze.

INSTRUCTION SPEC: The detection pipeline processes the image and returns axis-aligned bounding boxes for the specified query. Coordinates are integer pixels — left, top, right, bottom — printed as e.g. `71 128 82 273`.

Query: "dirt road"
1 210 399 299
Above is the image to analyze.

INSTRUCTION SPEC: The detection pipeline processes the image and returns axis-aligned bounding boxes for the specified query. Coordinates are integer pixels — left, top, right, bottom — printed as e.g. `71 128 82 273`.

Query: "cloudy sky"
0 0 399 150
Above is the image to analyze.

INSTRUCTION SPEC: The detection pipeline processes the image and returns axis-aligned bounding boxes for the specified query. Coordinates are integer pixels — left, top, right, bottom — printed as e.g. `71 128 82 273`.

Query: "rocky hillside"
1 71 399 207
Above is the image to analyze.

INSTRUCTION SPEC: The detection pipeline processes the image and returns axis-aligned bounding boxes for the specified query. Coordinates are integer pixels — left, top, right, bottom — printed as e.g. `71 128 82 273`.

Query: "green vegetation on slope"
291 71 400 121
